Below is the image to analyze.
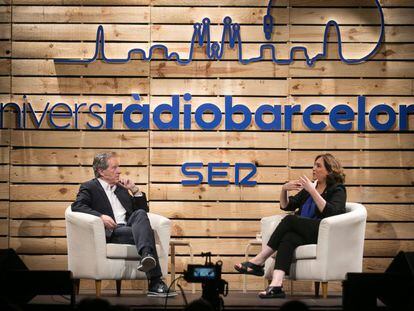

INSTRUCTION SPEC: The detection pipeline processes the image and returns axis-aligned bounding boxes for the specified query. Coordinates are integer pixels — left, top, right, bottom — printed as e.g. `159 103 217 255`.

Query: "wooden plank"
150 184 283 201
0 182 8 200
0 130 10 145
289 79 413 96
9 237 67 254
11 148 148 165
289 151 414 167
12 59 149 77
0 164 8 181
0 236 7 248
0 24 10 40
13 6 149 23
150 132 288 148
0 59 10 75
150 149 288 166
11 131 149 148
0 76 10 93
290 168 414 185
348 186 413 204
364 240 414 257
152 0 413 6
0 218 7 235
150 166 288 183
366 222 414 239
289 61 414 78
0 6 10 23
10 202 69 219
289 133 414 150
12 77 149 94
12 0 150 4
151 78 287 96
10 184 149 201
12 24 150 41
11 166 148 183
0 41 11 58
150 201 282 219
0 201 8 218
366 204 414 221
10 219 66 237
151 7 288 24
0 147 9 164
291 8 414 25
290 26 413 43
151 25 289 42
21 255 67 271
150 61 289 78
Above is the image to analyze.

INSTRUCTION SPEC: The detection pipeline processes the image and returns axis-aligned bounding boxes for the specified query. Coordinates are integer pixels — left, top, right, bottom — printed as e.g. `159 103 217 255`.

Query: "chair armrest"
316 205 367 278
260 215 286 246
148 213 171 276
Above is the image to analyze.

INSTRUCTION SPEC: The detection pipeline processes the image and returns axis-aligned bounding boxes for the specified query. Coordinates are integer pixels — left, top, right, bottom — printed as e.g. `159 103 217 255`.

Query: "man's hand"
100 215 117 230
118 178 139 194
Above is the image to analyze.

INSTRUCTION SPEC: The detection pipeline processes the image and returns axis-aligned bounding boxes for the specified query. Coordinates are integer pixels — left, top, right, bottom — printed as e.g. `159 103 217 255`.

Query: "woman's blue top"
300 195 318 219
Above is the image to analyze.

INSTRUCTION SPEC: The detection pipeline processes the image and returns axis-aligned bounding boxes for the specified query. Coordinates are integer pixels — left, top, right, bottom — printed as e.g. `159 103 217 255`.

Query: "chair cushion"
106 243 140 259
294 244 317 260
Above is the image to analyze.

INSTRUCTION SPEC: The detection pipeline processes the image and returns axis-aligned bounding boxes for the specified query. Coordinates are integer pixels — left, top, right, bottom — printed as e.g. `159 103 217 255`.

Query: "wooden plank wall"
1 0 413 293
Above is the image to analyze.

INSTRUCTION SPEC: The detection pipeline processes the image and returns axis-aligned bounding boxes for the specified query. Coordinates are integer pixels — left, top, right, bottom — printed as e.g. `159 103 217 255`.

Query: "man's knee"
130 209 148 221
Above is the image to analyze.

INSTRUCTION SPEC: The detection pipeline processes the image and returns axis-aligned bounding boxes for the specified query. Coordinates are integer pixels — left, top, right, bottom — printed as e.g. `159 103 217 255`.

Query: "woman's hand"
298 175 316 193
282 180 303 191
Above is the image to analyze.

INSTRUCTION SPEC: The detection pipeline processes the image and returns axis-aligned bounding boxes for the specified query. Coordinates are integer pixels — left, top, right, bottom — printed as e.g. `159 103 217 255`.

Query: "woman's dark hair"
315 153 345 185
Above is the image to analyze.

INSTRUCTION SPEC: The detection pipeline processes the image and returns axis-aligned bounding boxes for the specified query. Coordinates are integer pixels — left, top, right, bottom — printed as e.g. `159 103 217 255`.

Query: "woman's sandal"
234 261 264 276
258 286 286 299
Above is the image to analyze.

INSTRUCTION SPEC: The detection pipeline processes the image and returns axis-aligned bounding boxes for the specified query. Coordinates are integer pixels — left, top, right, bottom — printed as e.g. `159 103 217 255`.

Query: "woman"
235 153 346 298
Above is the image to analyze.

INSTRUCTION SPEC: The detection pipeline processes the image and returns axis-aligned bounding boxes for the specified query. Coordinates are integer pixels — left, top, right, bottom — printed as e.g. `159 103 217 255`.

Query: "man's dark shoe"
148 279 177 297
137 253 156 273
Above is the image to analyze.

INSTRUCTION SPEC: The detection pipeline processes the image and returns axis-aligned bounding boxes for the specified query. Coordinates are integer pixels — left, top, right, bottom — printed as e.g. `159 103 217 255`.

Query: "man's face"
99 157 121 185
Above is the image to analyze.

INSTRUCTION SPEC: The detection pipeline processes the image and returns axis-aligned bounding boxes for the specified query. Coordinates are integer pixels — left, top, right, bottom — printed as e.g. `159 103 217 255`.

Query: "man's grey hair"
93 152 117 178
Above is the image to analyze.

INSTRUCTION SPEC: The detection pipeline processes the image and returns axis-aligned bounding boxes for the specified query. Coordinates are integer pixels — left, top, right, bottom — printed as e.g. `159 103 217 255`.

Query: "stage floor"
29 291 345 310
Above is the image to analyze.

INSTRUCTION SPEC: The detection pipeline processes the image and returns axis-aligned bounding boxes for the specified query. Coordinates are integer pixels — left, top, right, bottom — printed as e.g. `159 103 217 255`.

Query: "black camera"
183 252 228 311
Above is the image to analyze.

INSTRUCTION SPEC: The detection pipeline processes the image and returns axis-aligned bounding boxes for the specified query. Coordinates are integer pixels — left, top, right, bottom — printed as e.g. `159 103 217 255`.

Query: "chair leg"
95 280 102 297
314 281 320 297
74 279 80 295
322 282 328 298
116 280 122 296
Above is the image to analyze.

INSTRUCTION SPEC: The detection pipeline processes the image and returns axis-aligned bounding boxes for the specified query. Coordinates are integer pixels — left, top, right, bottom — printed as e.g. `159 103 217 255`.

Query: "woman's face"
313 157 329 183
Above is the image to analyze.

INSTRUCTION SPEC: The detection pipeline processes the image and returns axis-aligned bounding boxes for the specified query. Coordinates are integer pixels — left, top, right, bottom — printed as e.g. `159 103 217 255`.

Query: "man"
72 152 175 297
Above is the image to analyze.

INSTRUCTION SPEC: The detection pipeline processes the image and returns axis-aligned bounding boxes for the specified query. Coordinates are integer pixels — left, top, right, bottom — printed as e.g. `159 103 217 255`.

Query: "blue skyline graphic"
54 0 385 66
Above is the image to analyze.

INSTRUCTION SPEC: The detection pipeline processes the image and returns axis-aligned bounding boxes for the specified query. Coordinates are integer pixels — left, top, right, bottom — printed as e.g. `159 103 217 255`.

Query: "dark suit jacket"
282 183 346 219
71 178 149 223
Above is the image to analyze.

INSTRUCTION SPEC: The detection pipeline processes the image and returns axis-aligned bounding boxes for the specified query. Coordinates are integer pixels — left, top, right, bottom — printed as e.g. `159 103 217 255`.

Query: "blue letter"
357 95 366 131
235 163 257 186
26 102 49 129
225 96 251 130
0 102 21 128
87 103 104 129
369 104 396 131
208 162 229 186
183 93 192 130
49 103 73 129
153 94 179 130
105 103 122 129
399 104 414 131
254 105 282 130
284 105 301 130
195 104 222 130
329 104 354 131
73 103 86 129
123 104 149 130
181 162 203 185
303 104 326 131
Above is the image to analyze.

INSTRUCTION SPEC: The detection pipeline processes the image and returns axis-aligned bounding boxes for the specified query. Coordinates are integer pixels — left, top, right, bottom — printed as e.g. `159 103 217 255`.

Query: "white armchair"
261 202 367 298
65 206 171 296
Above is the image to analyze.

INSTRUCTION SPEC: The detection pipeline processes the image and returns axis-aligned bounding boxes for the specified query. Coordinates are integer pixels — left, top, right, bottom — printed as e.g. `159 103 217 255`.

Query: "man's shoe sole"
137 256 156 273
